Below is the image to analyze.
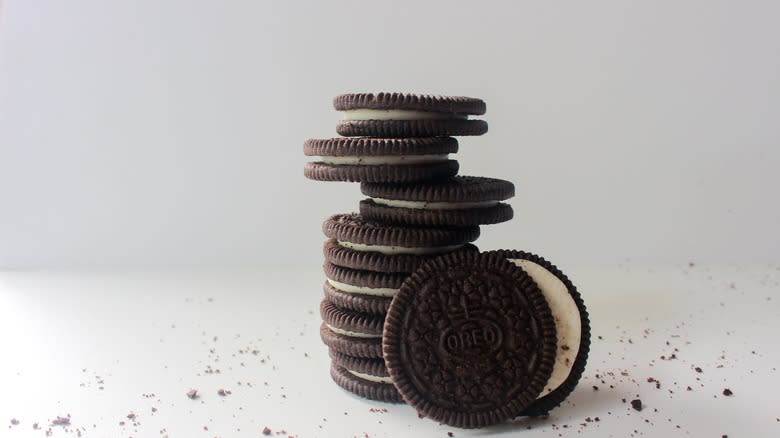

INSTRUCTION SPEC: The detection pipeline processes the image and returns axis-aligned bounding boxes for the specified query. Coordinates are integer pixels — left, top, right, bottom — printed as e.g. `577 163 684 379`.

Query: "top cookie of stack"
304 93 488 183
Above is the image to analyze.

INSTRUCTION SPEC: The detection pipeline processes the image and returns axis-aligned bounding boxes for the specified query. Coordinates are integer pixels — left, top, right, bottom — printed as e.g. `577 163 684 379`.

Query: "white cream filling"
347 369 393 384
342 109 468 121
327 278 399 297
325 323 382 339
337 240 464 256
322 154 448 165
509 259 581 397
370 197 499 210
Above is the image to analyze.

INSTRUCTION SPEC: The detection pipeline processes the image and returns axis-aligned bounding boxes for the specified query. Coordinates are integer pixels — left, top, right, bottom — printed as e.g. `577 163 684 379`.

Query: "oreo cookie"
320 322 382 359
304 137 459 183
485 250 590 416
321 298 385 337
324 239 479 274
330 363 402 403
323 280 391 315
383 252 557 428
360 176 515 227
323 213 479 274
324 262 406 297
334 93 488 137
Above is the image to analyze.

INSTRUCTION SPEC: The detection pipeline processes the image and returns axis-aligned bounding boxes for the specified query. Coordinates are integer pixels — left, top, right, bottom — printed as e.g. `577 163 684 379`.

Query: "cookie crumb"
51 416 71 426
10 418 19 426
631 399 643 412
722 388 733 396
186 389 199 399
447 433 454 437
262 426 272 435
217 389 231 396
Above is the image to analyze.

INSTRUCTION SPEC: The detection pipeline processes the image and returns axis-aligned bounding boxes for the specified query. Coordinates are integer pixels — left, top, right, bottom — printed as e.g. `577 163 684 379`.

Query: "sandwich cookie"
360 176 515 227
329 350 402 403
330 363 402 403
383 252 558 429
304 137 459 183
322 213 480 273
320 298 384 358
485 250 590 416
334 93 488 137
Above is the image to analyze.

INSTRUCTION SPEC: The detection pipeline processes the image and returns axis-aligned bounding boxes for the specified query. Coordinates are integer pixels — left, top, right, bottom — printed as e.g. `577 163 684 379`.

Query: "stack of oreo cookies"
304 93 590 428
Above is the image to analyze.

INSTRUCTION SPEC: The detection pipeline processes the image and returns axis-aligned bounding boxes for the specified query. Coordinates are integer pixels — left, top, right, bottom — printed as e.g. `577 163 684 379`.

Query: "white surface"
2 1 780 268
1 264 778 437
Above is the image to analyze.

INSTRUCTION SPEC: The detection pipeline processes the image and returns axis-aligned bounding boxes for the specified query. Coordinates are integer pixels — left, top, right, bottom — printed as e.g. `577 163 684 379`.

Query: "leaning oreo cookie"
383 252 557 428
304 137 459 183
360 176 515 227
334 93 488 137
485 250 590 416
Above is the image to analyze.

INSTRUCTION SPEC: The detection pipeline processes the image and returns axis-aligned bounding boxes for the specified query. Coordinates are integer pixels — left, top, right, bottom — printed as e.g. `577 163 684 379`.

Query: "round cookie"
323 213 480 250
330 363 402 403
329 349 390 380
485 250 590 417
360 176 515 227
334 93 488 137
304 137 459 183
324 262 407 299
320 298 385 338
323 280 391 315
320 322 382 359
383 252 557 429
324 239 480 274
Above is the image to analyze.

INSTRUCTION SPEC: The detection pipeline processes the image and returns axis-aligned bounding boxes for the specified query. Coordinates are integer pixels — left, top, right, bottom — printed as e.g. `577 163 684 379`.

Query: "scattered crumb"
262 426 272 435
10 418 19 426
186 389 199 399
631 399 643 412
217 388 232 396
722 388 733 396
51 416 71 426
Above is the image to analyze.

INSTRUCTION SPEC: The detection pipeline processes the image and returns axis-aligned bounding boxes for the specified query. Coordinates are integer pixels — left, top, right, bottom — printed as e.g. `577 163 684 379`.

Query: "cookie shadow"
471 384 629 435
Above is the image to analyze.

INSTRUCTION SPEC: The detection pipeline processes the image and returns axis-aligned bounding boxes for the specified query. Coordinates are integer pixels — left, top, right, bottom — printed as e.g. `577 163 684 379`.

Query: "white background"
2 0 780 268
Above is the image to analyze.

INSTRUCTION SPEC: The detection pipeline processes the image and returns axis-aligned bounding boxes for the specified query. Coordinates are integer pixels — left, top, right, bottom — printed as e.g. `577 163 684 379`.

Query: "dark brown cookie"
383 252 557 428
485 250 590 417
334 93 486 115
323 213 480 248
320 298 385 337
304 137 459 183
323 280 392 315
334 93 487 138
336 119 488 138
330 363 402 403
324 239 480 274
359 176 514 227
324 262 407 290
329 349 389 379
320 322 382 359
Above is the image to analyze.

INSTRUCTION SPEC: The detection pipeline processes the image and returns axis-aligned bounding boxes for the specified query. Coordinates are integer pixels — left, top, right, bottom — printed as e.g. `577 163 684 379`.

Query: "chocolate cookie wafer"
334 93 488 137
323 280 391 315
486 250 590 417
383 252 557 428
324 239 479 275
360 176 514 227
304 137 459 183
